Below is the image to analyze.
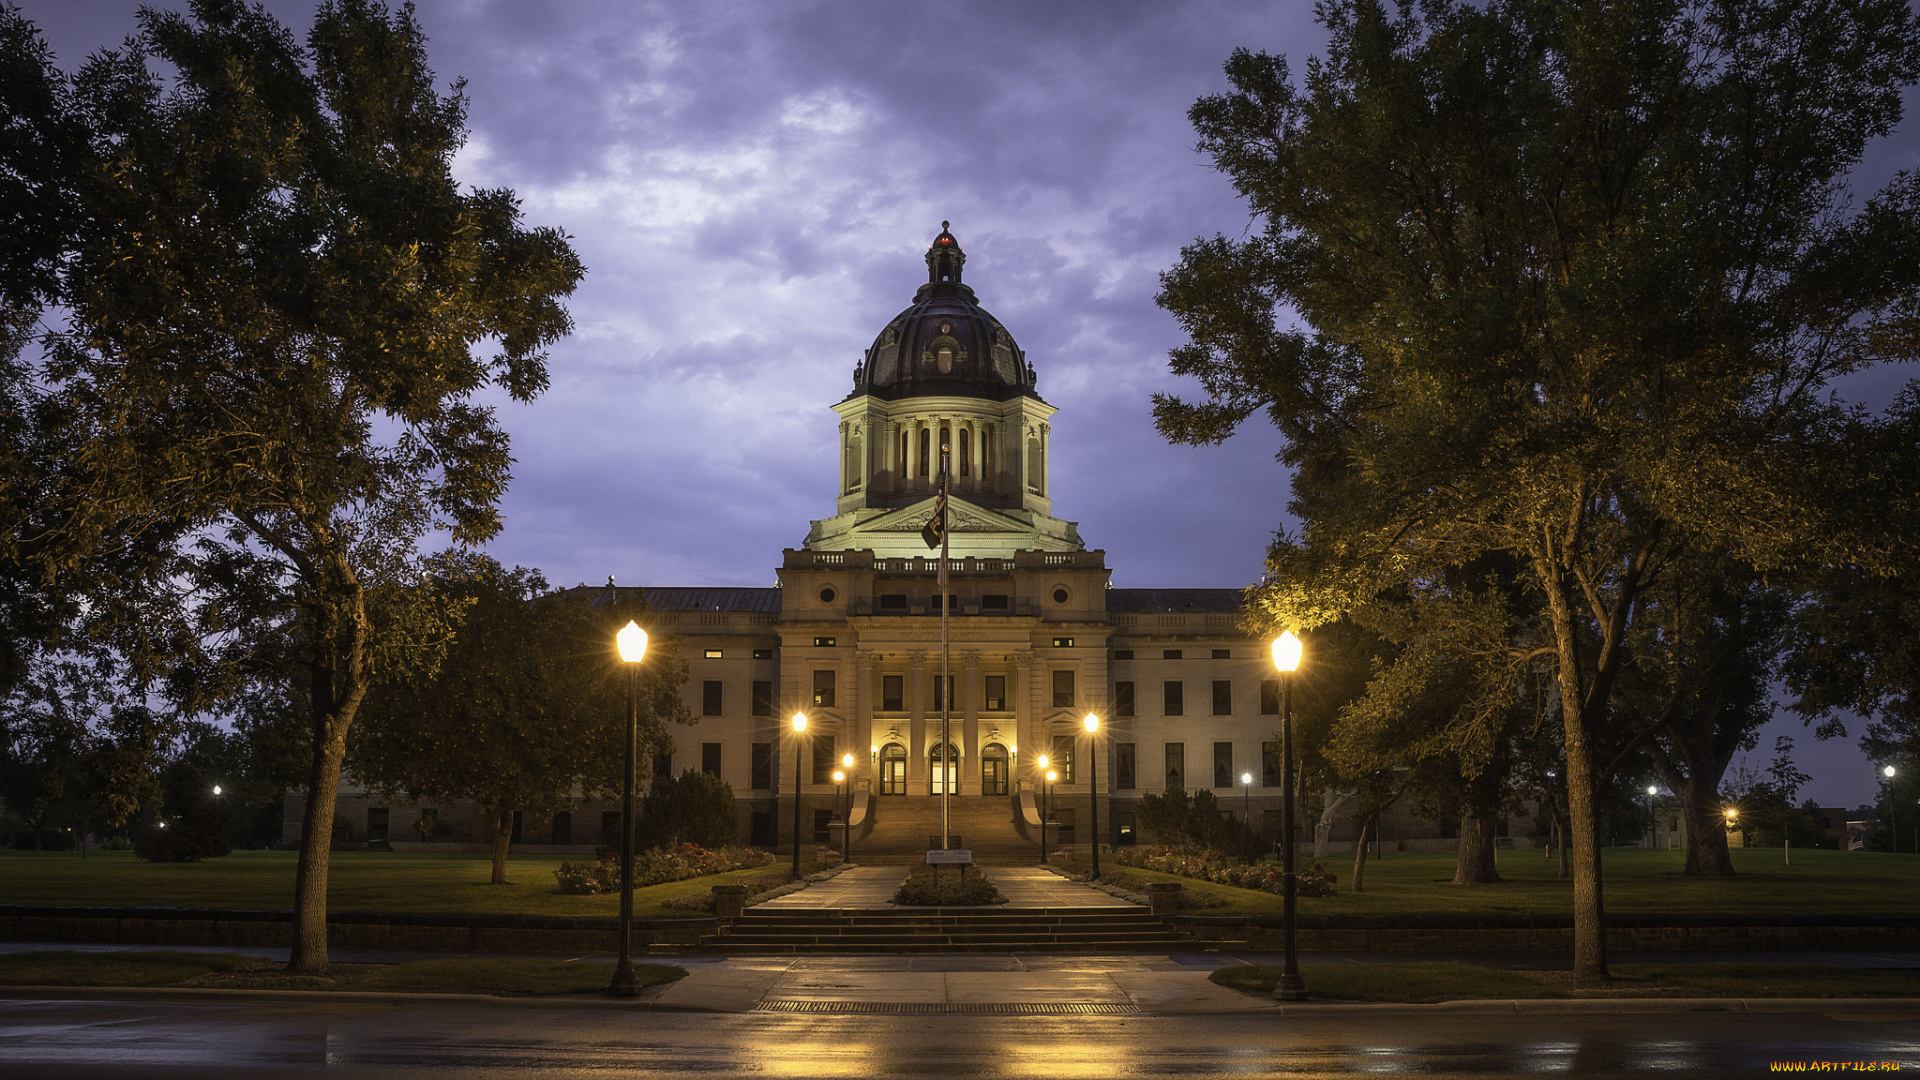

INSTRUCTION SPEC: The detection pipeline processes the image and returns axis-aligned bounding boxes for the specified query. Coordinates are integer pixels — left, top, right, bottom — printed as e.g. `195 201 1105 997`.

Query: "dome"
850 223 1039 402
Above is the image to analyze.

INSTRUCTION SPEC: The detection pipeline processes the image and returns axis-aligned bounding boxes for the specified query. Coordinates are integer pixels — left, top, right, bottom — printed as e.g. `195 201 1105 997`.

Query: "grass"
1108 847 1920 919
0 850 787 919
1211 961 1920 1002
0 949 684 996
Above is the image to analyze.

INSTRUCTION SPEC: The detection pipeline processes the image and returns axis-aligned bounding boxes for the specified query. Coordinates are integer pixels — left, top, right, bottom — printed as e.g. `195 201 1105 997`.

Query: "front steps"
699 906 1219 954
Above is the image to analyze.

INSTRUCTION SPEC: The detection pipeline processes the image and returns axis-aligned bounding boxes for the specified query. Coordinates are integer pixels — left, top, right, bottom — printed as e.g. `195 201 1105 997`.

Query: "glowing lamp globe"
792 712 808 733
616 621 648 663
1272 631 1302 673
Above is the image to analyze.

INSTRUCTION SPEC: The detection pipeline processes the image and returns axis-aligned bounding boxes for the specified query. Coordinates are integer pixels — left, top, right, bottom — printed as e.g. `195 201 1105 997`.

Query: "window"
812 734 836 785
982 743 1009 795
813 636 836 647
1260 679 1280 715
702 680 723 716
752 648 774 659
1214 742 1234 789
705 648 724 659
367 808 389 843
1051 637 1075 648
880 593 907 611
1113 649 1134 660
1053 808 1075 846
752 742 773 790
981 594 1009 610
818 586 837 603
930 593 959 611
959 428 970 476
1115 681 1135 716
1052 734 1075 784
918 428 930 477
814 809 835 844
550 811 572 845
1213 680 1232 716
931 674 955 711
1115 742 1137 790
1052 669 1076 708
1164 680 1184 715
813 670 836 707
1117 812 1135 846
752 680 774 717
1051 587 1069 604
880 742 907 795
983 674 1006 711
882 674 904 712
1165 743 1185 789
602 810 622 845
899 428 909 478
702 742 722 777
1211 648 1231 659
929 742 957 795
1262 741 1279 787
1163 649 1182 660
653 752 672 780
750 811 771 847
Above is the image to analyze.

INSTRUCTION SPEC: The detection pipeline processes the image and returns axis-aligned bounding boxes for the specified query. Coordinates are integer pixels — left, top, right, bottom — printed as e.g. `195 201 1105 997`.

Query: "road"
3 998 1916 1078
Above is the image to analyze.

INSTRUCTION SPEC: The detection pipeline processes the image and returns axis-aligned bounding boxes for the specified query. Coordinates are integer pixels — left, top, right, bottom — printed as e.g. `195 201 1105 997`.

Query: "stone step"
691 940 1227 954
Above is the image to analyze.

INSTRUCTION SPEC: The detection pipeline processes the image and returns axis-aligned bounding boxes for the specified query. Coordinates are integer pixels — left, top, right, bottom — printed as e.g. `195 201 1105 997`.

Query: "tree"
1157 0 1920 982
352 559 692 884
42 0 582 971
635 769 743 851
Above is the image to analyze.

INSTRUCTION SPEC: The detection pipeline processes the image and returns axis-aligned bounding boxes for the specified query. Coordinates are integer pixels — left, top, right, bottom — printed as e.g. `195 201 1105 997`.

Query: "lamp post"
1885 765 1898 853
832 769 846 859
843 752 857 863
1647 784 1660 848
790 712 808 877
1083 713 1102 879
1271 630 1306 1001
607 619 648 998
1035 753 1050 863
1724 806 1739 850
1242 772 1253 824
1045 768 1058 864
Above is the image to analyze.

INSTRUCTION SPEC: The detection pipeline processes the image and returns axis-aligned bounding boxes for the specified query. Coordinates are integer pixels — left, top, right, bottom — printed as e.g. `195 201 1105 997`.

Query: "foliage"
633 769 742 851
552 843 772 896
1131 788 1265 861
351 558 691 884
1156 0 1920 980
1114 845 1337 898
889 863 1006 906
660 873 793 912
131 760 231 862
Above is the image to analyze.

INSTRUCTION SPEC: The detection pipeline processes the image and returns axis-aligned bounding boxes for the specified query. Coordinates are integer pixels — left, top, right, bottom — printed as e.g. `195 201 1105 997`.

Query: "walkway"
754 863 1134 909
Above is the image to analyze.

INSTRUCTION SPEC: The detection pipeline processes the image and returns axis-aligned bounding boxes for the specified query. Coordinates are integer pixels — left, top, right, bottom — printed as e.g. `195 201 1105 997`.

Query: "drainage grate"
755 1000 1139 1015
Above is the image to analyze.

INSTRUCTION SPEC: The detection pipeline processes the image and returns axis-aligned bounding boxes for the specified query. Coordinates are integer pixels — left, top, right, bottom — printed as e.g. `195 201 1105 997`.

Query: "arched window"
899 429 908 478
845 435 862 492
929 742 958 796
1026 436 1043 494
918 427 930 478
880 743 907 796
958 428 970 477
981 743 1008 796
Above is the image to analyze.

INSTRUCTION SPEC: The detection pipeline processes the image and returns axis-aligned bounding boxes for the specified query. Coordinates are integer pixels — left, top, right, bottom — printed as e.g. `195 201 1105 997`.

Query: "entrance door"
981 743 1008 796
929 742 957 795
881 743 907 795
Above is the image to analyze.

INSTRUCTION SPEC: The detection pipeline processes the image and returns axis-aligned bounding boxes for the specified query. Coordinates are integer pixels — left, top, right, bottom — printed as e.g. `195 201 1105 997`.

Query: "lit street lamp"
1242 772 1253 823
1083 713 1102 879
790 712 808 877
1271 629 1307 1002
607 619 647 998
1884 765 1897 854
843 752 857 863
832 769 846 859
1647 784 1660 848
1035 754 1050 864
1044 767 1058 864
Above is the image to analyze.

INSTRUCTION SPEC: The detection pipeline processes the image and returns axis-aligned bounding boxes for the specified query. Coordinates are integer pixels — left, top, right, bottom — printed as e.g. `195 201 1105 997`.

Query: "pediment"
862 496 1030 536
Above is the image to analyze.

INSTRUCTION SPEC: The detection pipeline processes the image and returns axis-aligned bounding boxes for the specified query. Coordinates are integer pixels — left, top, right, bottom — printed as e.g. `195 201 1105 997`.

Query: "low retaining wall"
1175 913 1920 952
0 906 715 954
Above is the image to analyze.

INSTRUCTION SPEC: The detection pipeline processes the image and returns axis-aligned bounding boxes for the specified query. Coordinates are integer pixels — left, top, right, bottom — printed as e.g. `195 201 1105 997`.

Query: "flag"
921 489 947 549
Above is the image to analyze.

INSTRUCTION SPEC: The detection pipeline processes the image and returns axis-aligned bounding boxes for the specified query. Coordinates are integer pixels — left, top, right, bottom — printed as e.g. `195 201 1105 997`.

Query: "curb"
1270 996 1920 1016
0 984 711 1011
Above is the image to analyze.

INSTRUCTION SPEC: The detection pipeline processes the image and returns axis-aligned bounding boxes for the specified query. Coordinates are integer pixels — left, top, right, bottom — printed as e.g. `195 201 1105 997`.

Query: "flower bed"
890 864 1005 906
1113 846 1337 897
552 844 773 895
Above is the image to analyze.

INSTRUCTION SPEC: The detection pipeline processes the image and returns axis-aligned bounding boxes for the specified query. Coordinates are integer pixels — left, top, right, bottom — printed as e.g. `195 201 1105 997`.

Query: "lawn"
0 850 789 920
1212 961 1920 1002
1108 847 1920 919
0 949 683 995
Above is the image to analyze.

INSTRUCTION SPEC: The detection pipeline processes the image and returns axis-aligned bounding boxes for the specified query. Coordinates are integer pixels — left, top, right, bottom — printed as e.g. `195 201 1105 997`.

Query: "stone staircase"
699 906 1203 953
854 794 1037 865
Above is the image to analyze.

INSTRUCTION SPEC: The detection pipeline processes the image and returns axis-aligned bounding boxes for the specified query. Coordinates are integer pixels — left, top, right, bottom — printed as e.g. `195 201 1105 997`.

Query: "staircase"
854 794 1036 864
699 907 1205 953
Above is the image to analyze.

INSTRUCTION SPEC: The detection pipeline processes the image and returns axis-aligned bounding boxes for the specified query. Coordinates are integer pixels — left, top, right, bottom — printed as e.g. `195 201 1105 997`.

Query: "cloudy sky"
26 1 1919 808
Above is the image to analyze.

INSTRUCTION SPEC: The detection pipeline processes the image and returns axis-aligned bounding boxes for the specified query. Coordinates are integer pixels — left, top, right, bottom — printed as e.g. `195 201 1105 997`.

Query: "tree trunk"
1676 773 1735 876
289 735 348 974
1314 788 1353 858
1452 813 1501 884
1351 819 1371 892
491 809 512 884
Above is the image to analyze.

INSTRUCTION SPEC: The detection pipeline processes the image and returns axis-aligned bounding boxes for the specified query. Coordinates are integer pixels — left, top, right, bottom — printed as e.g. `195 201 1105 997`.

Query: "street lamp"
1084 713 1102 879
1242 772 1253 824
1036 754 1051 864
832 769 846 860
1884 765 1898 854
1045 768 1058 865
790 712 808 877
843 752 857 863
211 785 222 796
1271 629 1307 1002
1647 784 1660 848
607 618 648 998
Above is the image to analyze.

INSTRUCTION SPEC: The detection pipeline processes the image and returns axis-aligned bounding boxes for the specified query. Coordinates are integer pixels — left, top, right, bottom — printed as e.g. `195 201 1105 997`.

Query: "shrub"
1113 845 1338 897
1131 789 1267 861
890 863 1005 906
552 843 772 895
619 771 742 850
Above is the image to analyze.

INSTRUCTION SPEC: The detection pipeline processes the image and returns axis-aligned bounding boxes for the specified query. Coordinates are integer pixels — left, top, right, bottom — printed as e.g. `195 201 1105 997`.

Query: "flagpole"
938 443 951 850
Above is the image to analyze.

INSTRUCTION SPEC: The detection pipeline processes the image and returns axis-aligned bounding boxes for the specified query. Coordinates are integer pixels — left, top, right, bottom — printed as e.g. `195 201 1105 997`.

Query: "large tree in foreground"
43 0 581 972
1156 0 1920 983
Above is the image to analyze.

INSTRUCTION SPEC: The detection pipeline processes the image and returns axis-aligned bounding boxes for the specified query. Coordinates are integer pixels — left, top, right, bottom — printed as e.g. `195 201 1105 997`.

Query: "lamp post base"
1272 973 1309 1001
606 959 638 998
